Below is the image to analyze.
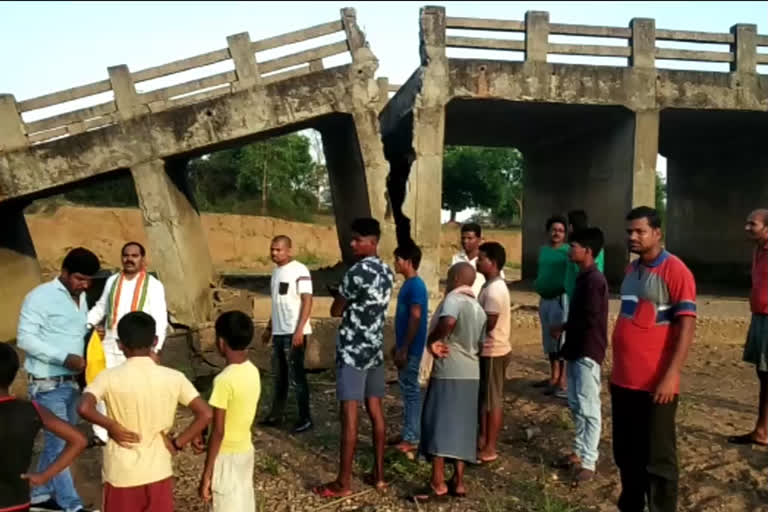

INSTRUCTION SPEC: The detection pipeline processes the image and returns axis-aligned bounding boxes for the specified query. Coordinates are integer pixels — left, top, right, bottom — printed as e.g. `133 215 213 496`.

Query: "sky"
2 1 766 221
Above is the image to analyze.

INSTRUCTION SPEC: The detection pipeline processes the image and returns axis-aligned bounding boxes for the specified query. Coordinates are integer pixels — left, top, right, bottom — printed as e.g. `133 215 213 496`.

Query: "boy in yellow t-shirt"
196 310 261 511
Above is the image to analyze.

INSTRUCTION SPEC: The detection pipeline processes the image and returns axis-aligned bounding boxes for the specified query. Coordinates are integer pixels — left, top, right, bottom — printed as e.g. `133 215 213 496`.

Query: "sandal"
727 433 768 446
312 482 352 499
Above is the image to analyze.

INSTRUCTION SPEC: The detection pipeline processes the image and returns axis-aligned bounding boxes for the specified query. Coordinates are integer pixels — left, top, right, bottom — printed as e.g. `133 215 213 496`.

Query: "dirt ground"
54 283 768 512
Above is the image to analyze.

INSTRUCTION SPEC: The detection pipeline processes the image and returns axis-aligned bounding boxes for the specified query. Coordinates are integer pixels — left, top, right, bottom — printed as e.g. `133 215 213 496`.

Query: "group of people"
1 205 767 512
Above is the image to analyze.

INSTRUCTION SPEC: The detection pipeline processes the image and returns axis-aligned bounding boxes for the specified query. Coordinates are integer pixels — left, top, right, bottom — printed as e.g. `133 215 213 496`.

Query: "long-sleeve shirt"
564 248 605 299
88 273 168 354
17 278 88 378
561 265 609 364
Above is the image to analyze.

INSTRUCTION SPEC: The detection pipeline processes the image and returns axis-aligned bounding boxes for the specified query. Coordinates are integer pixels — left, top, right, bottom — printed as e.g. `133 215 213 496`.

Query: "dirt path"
64 340 768 512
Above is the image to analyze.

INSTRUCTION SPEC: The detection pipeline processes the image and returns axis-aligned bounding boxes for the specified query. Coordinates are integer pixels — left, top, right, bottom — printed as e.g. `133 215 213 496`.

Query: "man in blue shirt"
390 243 428 456
17 247 100 512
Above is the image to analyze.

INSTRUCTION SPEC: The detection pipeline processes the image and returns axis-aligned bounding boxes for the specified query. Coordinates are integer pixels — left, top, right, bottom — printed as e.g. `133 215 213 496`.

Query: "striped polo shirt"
611 250 697 393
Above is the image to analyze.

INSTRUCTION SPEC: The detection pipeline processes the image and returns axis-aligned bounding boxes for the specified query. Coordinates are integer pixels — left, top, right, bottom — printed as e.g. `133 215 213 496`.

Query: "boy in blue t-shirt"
390 243 429 455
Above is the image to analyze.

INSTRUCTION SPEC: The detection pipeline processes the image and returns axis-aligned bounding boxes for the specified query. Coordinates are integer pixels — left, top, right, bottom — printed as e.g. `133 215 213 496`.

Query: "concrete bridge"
2 6 768 340
381 6 768 293
0 8 395 340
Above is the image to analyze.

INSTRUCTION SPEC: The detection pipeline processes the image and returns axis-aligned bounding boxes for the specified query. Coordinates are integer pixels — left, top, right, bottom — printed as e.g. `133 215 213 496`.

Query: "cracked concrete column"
130 158 215 326
401 5 449 295
0 201 42 342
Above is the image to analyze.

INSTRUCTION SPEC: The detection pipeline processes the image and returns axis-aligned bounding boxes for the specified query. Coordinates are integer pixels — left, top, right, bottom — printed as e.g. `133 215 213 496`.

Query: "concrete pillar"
666 151 768 287
108 65 145 120
130 158 215 326
631 110 659 208
630 18 656 68
401 5 449 295
0 201 42 343
731 24 758 74
227 32 261 90
319 115 375 263
0 94 26 152
522 111 646 285
525 11 550 62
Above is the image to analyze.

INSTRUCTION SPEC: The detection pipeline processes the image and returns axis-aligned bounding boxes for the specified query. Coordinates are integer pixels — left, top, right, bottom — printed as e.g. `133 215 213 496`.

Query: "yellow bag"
85 330 107 385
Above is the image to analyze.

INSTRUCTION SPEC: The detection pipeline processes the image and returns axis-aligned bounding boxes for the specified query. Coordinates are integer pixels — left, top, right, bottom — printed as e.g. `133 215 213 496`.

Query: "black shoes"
293 419 313 433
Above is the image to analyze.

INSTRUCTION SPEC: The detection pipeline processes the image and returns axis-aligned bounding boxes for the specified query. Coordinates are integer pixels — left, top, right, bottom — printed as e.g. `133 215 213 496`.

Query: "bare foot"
363 473 388 491
313 481 352 498
477 448 499 463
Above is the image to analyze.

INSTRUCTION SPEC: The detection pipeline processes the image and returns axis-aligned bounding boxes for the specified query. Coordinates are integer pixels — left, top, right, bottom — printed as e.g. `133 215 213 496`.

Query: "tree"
442 146 524 225
656 170 667 229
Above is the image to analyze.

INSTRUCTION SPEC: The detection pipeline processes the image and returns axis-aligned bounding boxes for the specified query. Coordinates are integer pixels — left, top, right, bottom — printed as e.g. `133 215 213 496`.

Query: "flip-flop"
312 483 352 499
478 453 499 463
727 434 768 446
411 486 450 503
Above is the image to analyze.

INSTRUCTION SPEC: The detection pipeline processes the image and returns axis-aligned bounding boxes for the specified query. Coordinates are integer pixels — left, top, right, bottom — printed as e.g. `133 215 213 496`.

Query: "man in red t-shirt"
728 209 768 447
611 206 696 512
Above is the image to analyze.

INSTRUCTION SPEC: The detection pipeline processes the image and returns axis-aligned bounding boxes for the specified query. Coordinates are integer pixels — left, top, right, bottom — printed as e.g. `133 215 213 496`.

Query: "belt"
29 374 77 382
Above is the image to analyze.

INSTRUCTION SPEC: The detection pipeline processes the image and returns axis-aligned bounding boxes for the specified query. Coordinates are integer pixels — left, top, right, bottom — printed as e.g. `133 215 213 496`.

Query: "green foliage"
656 170 667 229
442 146 524 226
58 132 330 223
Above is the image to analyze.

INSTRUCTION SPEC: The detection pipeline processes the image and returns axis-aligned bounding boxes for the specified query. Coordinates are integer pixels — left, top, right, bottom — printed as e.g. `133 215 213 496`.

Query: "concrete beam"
630 18 656 68
131 158 215 326
525 11 550 63
730 23 758 74
227 32 262 90
0 202 42 342
631 110 659 208
108 65 146 120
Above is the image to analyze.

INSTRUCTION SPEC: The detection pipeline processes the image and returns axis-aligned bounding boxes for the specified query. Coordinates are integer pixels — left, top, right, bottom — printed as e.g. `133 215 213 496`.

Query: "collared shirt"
451 251 506 297
751 242 768 315
337 256 394 370
87 273 168 354
17 278 88 378
561 265 609 364
612 250 697 393
84 357 199 487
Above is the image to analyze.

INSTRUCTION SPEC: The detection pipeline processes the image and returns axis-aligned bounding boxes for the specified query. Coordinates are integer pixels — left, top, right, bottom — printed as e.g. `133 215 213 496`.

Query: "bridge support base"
131 158 216 327
0 202 42 343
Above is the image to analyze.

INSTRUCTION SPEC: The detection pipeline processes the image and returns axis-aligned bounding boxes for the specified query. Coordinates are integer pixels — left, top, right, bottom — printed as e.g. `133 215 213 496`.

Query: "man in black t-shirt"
0 344 87 511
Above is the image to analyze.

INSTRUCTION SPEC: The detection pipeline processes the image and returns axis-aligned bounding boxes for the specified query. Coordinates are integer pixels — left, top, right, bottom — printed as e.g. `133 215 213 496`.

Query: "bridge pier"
521 110 657 285
130 158 216 326
0 201 42 342
663 109 768 288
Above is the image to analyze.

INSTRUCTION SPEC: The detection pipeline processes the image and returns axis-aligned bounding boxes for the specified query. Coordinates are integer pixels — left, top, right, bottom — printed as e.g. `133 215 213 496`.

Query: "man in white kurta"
450 223 505 296
86 241 168 443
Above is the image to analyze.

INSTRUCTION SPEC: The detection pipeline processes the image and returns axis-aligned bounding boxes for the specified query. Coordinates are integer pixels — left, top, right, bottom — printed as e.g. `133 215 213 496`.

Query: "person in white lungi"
86 241 168 444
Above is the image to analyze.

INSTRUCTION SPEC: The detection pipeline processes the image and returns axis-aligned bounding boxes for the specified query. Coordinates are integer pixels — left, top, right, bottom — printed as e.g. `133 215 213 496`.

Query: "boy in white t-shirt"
259 235 314 433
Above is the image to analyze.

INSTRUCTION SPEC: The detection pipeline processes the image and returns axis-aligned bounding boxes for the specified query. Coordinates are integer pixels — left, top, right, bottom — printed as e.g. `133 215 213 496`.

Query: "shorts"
336 363 386 402
212 447 255 512
539 295 566 356
103 477 173 512
480 352 512 412
744 314 768 372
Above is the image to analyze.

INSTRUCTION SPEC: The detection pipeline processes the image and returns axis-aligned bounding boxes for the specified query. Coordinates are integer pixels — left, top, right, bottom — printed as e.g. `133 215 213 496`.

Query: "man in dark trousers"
611 206 696 512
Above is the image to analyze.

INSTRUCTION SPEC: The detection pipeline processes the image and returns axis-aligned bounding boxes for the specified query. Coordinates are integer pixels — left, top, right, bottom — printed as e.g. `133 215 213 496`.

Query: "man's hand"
163 433 179 456
261 329 271 346
429 341 450 359
21 472 48 487
549 324 564 340
394 347 408 370
191 434 206 454
63 354 86 372
653 373 678 404
107 422 140 447
291 331 305 349
95 325 106 339
199 472 213 503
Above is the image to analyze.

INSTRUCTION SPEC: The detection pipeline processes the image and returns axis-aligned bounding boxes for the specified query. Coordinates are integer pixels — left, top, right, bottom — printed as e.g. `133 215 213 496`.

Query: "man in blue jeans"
389 243 428 456
550 228 609 485
259 235 314 433
17 247 101 512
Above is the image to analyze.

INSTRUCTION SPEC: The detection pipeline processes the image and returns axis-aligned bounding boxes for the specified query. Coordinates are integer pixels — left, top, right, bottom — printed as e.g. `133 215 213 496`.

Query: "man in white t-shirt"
451 223 505 296
259 235 314 433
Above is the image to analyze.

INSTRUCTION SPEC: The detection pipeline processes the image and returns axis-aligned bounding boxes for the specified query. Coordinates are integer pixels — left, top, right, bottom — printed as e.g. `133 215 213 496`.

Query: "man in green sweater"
534 215 571 398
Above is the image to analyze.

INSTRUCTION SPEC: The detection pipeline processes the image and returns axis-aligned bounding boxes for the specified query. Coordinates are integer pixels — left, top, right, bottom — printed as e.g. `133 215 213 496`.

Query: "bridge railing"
436 9 765 73
0 8 367 151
